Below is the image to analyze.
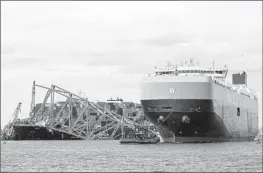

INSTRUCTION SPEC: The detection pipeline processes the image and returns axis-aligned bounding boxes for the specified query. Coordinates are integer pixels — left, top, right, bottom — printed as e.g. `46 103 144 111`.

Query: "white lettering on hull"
169 88 175 94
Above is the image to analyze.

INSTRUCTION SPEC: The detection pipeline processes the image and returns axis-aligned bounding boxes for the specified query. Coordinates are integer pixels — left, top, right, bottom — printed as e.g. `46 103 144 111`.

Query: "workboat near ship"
119 138 160 144
119 125 160 144
140 59 259 143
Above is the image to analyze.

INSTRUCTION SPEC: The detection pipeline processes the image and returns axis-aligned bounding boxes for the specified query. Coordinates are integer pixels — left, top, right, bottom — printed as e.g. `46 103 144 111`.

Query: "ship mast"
212 59 215 69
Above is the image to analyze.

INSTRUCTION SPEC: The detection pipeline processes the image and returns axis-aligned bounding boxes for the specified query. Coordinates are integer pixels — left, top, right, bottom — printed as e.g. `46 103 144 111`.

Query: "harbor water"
1 140 262 172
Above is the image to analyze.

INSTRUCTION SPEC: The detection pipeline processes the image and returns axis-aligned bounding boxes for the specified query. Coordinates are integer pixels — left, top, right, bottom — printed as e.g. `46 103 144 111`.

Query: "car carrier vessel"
140 59 258 143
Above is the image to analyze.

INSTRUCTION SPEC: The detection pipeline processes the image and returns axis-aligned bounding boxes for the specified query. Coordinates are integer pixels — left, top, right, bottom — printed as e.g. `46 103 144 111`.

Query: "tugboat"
119 126 160 144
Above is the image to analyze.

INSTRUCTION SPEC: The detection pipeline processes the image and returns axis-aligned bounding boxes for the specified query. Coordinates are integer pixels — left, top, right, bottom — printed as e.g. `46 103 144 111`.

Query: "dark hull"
13 125 81 140
141 99 255 143
12 125 131 140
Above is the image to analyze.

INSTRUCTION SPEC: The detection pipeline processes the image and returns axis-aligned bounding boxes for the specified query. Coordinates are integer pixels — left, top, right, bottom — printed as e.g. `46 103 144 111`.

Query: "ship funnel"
232 72 247 86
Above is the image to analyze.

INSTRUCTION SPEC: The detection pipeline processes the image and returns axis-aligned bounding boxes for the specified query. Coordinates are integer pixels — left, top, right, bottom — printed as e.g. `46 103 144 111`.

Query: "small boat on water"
120 137 160 144
119 126 160 144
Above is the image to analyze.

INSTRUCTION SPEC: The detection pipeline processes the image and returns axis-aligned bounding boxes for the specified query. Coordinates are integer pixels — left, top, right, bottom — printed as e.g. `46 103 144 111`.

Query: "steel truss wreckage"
10 81 156 140
1 102 22 140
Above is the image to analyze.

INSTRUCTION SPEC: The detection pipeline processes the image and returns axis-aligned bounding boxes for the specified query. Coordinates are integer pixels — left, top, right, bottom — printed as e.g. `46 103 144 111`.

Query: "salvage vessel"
119 125 160 144
140 59 259 143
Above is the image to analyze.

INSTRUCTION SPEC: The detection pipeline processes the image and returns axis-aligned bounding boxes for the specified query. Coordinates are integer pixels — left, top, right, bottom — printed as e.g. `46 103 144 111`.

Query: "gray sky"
1 1 262 128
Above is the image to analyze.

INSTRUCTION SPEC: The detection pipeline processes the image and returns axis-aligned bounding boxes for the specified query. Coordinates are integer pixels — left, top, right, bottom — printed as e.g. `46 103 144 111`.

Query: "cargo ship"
140 59 259 143
12 124 80 140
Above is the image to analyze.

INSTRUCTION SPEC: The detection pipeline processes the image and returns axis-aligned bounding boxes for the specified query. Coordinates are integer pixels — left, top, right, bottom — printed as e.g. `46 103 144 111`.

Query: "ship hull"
12 124 129 140
140 75 258 143
13 125 81 140
141 99 230 143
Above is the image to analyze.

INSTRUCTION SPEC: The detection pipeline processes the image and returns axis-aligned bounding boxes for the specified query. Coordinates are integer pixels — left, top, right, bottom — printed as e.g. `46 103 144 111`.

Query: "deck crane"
1 102 22 139
29 81 35 118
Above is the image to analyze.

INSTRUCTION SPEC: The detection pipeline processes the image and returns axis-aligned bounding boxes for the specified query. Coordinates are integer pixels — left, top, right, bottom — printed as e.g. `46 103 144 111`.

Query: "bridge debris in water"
1 81 157 141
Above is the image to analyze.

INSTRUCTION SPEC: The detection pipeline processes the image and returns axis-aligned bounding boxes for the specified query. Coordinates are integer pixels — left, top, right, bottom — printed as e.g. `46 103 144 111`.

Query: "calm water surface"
1 140 262 172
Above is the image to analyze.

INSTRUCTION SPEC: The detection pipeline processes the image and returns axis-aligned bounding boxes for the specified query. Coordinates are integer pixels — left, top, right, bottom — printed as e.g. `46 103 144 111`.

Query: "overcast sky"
1 1 262 128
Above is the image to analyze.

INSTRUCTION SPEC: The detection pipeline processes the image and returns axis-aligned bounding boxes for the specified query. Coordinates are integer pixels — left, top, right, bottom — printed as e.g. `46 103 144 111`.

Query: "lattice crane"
1 102 22 139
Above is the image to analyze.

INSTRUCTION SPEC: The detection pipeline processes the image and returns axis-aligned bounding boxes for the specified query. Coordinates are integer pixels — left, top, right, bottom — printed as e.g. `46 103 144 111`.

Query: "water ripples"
1 140 262 172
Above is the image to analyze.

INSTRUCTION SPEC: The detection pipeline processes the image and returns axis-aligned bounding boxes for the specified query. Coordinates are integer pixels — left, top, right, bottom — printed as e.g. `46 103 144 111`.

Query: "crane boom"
29 81 35 118
6 102 22 137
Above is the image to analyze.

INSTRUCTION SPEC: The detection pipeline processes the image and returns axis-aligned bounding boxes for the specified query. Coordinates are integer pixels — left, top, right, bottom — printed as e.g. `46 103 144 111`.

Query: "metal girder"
89 120 116 136
24 81 152 140
29 81 35 118
56 98 69 119
33 89 51 123
110 124 121 139
90 123 119 140
3 102 22 138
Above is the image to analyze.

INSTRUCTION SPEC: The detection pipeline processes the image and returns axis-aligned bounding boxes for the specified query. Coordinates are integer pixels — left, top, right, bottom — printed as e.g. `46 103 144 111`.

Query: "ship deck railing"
213 79 257 100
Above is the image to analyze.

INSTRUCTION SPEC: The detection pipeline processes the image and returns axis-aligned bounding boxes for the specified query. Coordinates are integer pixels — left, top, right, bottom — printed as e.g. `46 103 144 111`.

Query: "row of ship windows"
157 70 224 75
148 107 172 112
147 106 208 112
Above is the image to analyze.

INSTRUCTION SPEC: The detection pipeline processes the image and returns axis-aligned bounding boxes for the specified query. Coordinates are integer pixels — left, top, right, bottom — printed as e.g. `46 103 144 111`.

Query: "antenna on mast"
241 53 246 73
212 59 215 69
197 60 199 66
166 60 171 69
180 60 183 66
167 60 171 66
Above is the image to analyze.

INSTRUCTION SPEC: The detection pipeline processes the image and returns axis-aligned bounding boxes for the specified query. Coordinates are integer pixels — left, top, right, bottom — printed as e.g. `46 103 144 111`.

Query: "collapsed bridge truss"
24 81 156 140
1 102 22 140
